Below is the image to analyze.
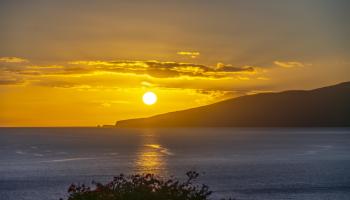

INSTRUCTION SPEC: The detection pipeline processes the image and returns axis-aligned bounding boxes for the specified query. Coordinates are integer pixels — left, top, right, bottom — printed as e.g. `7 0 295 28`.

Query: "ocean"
0 128 350 200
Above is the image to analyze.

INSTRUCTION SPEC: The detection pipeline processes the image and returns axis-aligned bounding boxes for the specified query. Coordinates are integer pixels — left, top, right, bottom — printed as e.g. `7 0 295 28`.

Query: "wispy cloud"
0 58 270 95
274 61 305 68
0 57 29 63
139 60 254 78
4 60 255 78
177 51 200 58
0 79 24 85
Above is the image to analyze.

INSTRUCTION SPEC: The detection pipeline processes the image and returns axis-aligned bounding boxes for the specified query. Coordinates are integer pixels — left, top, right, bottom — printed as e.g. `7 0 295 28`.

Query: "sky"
0 0 349 126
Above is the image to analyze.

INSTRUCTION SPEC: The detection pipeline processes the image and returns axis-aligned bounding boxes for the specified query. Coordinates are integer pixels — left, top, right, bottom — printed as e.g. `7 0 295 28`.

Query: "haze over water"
1 128 350 200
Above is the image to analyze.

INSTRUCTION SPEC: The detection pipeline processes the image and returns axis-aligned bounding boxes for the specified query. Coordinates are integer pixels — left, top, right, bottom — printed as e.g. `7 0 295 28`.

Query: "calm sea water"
0 128 350 200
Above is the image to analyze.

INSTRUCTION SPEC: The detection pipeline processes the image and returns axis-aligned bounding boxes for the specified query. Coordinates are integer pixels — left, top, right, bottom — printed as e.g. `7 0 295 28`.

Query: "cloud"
177 51 200 58
0 59 267 95
0 78 24 85
257 77 270 81
98 100 131 107
274 61 305 68
66 60 255 78
141 81 155 87
0 57 29 63
215 62 255 72
27 65 64 69
32 80 89 88
1 59 256 79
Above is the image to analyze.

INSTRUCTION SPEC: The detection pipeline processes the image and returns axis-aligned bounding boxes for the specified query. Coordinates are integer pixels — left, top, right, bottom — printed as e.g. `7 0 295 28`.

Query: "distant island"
116 81 350 127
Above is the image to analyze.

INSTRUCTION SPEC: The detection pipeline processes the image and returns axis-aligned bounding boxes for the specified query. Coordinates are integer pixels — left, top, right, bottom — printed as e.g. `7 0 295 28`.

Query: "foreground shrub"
63 171 227 200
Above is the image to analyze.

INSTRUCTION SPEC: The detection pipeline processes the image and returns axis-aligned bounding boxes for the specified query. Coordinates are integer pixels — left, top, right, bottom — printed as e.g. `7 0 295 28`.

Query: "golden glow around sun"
143 91 157 105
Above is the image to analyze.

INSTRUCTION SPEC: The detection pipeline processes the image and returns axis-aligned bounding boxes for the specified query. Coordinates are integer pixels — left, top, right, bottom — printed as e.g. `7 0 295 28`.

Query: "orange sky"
0 1 349 126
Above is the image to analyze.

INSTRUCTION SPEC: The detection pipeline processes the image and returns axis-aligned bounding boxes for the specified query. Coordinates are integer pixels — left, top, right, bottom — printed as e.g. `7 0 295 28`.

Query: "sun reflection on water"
134 130 171 175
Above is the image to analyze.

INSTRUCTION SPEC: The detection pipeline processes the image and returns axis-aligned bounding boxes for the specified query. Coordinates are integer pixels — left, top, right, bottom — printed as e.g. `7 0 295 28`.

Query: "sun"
142 91 157 105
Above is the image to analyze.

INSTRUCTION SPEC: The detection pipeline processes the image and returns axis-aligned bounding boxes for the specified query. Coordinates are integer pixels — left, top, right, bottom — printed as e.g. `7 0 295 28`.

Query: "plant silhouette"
62 171 235 200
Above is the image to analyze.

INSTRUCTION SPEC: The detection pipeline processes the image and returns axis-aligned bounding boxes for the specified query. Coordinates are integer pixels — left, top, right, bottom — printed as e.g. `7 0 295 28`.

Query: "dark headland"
116 81 350 127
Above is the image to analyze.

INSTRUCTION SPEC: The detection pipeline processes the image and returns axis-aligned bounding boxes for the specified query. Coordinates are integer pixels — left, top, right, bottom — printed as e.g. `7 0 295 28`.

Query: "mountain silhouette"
116 81 350 127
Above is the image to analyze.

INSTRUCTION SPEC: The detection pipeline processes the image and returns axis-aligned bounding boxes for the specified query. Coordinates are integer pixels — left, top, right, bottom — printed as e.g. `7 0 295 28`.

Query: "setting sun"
142 92 157 105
